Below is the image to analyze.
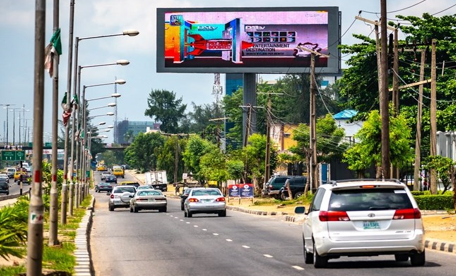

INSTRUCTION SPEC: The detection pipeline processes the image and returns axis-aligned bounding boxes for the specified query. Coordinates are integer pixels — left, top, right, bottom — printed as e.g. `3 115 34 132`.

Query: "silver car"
295 179 425 268
129 189 167 213
184 188 226 218
108 185 136 211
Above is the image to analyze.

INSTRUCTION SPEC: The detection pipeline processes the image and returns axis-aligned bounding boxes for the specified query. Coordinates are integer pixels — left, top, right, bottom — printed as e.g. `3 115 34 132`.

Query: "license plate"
148 199 155 202
363 221 380 229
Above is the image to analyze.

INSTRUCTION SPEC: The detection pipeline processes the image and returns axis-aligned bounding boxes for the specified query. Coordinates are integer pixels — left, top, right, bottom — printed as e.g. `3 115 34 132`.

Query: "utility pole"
414 49 426 191
62 0 75 224
380 0 391 179
49 0 59 246
264 93 271 190
296 44 329 191
375 23 383 118
0 104 14 145
27 0 45 274
430 39 437 194
243 104 252 147
392 28 399 114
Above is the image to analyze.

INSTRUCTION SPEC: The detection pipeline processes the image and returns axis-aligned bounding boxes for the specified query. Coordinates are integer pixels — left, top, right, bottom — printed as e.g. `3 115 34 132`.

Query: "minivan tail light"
188 198 199 203
319 211 350 221
110 194 114 199
393 208 421 219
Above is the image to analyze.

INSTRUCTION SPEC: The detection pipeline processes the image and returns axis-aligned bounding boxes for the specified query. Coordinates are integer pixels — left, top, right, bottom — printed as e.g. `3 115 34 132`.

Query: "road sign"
1 150 26 161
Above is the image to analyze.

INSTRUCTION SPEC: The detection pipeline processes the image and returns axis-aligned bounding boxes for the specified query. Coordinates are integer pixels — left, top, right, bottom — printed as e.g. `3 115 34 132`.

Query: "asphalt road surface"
90 172 456 276
0 177 30 198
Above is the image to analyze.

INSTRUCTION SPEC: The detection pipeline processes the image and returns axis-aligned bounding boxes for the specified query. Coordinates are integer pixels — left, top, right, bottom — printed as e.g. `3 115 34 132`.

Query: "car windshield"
328 188 413 211
114 187 135 193
192 189 222 196
138 191 162 196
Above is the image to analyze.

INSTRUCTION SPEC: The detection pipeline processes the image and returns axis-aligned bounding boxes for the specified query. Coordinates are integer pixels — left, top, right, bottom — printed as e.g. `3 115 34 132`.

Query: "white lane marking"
180 219 184 222
292 266 304 271
194 225 198 228
242 245 250 249
226 239 233 242
202 229 207 231
174 217 178 219
186 222 191 224
213 233 219 236
263 254 273 258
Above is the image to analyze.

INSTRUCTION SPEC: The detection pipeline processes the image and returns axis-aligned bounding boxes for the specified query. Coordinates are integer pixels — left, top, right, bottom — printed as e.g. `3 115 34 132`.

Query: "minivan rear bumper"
315 230 425 256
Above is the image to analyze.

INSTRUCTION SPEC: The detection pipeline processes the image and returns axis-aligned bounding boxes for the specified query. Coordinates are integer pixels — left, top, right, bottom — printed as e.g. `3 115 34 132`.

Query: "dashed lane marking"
226 239 233 242
213 233 219 236
263 254 273 258
242 245 250 249
292 266 304 271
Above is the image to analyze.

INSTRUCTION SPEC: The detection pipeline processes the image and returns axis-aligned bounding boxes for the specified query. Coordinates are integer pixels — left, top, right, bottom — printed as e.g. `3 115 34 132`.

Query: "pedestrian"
423 179 428 191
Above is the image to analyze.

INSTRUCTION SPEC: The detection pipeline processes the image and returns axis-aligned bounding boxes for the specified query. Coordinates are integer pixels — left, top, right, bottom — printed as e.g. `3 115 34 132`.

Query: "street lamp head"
123 29 140 36
115 79 126 85
111 93 121 98
106 125 114 129
98 122 106 126
107 103 116 107
116 60 130 66
106 112 115 116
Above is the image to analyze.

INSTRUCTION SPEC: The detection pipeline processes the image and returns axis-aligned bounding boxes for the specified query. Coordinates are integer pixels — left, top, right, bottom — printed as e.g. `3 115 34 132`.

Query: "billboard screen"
156 7 340 74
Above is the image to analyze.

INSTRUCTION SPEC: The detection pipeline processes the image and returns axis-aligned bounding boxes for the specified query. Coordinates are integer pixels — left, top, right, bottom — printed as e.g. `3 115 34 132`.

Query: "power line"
432 3 456 15
361 0 427 14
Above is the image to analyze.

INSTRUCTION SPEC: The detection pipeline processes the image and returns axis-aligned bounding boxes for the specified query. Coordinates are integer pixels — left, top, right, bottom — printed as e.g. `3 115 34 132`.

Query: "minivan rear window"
328 188 413 211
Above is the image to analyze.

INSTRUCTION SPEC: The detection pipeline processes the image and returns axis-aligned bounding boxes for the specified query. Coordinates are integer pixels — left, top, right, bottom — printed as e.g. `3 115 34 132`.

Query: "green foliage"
0 265 26 276
145 89 187 133
226 159 244 183
200 144 229 184
242 134 269 183
414 194 454 210
422 155 455 193
125 132 164 173
182 136 212 181
343 110 413 177
0 197 28 260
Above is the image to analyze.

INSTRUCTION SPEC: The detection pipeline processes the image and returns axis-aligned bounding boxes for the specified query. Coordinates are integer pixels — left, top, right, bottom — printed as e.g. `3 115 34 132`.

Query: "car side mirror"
295 206 306 214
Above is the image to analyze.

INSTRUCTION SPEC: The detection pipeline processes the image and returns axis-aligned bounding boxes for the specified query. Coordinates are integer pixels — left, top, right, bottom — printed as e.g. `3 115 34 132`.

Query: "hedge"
414 194 455 210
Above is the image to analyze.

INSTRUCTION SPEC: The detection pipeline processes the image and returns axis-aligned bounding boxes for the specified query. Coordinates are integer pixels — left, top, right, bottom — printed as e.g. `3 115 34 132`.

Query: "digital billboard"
156 7 341 74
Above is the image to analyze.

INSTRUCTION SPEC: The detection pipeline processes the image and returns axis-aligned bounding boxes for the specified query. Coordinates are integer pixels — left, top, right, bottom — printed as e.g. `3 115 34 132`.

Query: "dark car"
264 175 290 198
278 176 307 200
105 175 117 183
0 176 10 195
95 182 113 193
180 188 193 210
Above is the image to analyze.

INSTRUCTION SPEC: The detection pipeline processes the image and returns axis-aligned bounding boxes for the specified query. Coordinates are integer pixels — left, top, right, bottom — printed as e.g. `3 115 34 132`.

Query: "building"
332 109 363 144
115 120 161 144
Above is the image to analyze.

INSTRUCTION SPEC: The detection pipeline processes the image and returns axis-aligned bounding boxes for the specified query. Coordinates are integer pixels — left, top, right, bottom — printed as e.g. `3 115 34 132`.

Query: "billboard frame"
156 6 341 74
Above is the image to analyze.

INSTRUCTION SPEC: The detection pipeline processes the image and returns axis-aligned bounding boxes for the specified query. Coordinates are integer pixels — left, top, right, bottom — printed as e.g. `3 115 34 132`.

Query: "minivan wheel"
410 251 425 266
304 237 313 264
313 242 328 268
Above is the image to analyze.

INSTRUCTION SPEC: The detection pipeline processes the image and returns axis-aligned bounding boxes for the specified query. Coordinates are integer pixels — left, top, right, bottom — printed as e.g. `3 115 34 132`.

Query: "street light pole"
27 0 45 274
49 0 60 247
0 104 14 145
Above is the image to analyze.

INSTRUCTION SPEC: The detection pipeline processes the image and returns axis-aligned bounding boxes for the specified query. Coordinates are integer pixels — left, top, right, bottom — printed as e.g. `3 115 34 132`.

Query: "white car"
108 185 136 211
295 179 425 268
184 188 226 218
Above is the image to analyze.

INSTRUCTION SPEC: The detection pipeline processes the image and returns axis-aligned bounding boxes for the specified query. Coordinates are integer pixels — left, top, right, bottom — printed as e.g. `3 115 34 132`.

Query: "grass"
42 242 76 273
0 265 26 276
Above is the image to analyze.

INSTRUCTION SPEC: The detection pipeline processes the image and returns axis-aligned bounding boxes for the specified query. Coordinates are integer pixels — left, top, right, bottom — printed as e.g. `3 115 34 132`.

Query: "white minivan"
295 179 425 268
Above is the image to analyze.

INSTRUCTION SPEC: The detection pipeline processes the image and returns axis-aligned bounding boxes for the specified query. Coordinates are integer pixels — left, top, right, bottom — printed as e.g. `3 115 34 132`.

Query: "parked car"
184 188 226 218
95 182 113 193
278 176 307 200
129 189 167 213
264 175 290 198
108 185 137 211
0 175 9 195
105 175 117 183
295 179 425 268
180 188 193 210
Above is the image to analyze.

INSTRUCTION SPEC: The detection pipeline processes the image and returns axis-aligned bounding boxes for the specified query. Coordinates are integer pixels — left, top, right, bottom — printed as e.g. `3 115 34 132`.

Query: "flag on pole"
71 94 79 110
44 28 62 78
61 92 73 127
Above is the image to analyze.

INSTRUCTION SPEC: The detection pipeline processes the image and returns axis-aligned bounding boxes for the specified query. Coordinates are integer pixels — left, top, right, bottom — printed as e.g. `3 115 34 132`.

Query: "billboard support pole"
242 73 257 146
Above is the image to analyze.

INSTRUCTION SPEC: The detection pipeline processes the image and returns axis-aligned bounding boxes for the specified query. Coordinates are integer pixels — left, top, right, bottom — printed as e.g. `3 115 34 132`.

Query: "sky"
0 0 455 144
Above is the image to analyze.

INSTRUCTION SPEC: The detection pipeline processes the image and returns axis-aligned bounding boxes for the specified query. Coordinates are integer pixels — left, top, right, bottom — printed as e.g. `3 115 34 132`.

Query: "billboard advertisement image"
157 7 340 74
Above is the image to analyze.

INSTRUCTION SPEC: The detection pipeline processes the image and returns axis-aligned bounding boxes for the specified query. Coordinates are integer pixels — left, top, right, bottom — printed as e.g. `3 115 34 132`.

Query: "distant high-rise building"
224 74 244 149
115 120 161 144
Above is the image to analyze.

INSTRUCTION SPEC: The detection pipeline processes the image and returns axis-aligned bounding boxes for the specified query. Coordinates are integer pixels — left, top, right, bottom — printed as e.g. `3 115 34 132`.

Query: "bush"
414 194 454 210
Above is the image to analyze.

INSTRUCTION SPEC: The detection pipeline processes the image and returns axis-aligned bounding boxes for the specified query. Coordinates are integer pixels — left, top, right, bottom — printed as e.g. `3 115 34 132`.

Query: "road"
0 177 30 198
90 172 456 276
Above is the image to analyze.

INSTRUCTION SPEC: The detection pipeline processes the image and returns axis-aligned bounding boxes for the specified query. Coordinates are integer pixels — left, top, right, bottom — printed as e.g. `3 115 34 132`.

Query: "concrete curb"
226 205 456 254
73 196 96 276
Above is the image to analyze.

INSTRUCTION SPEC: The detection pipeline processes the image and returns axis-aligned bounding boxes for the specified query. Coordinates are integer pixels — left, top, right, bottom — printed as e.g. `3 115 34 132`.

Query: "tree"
124 132 164 173
123 130 134 143
182 136 212 182
422 155 455 195
145 89 186 134
200 144 229 186
343 110 414 179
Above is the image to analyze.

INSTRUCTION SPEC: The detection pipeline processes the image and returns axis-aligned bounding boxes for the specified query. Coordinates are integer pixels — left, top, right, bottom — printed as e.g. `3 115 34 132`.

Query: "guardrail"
0 188 31 201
